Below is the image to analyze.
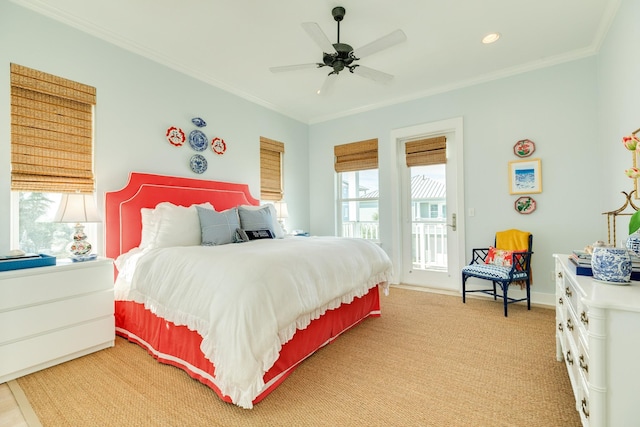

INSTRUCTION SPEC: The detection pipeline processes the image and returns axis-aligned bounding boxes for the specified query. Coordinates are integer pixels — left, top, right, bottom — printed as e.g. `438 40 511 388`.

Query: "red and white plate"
211 137 226 155
166 126 185 147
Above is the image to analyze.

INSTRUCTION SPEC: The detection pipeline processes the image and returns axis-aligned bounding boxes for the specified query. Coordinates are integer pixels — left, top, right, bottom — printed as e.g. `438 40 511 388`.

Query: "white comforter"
114 236 393 408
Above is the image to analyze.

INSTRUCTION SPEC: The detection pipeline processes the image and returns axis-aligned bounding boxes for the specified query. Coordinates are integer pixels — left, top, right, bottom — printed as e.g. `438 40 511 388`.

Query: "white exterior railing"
342 221 379 240
412 221 447 270
341 220 447 270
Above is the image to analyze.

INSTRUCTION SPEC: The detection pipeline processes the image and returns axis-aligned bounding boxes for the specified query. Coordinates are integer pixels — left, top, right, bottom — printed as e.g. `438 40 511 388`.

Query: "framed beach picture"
509 158 542 194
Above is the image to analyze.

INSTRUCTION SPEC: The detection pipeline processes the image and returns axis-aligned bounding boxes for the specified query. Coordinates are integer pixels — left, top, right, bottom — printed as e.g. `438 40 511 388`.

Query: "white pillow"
239 203 285 238
139 208 159 249
145 202 214 248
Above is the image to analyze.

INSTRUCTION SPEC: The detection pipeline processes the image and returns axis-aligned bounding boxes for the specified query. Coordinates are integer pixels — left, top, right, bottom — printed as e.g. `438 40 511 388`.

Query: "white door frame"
389 117 465 290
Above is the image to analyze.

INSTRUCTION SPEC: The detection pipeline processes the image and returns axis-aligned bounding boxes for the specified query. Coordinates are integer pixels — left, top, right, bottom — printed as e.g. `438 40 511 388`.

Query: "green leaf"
630 210 640 235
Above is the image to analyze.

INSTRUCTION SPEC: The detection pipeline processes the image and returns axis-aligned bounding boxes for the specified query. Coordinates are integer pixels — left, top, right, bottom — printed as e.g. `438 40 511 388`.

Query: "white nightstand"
0 257 115 382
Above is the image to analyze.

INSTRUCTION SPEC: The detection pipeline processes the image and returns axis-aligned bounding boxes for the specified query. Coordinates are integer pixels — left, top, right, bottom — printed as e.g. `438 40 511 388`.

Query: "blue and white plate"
191 117 207 127
190 154 207 174
188 130 208 151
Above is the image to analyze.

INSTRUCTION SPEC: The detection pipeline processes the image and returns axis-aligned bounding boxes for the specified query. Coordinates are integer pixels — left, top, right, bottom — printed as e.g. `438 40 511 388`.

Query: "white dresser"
0 258 115 383
554 254 640 427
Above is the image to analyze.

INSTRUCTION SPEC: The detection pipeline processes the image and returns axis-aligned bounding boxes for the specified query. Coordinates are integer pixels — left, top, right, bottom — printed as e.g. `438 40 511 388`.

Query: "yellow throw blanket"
496 229 530 251
496 229 532 288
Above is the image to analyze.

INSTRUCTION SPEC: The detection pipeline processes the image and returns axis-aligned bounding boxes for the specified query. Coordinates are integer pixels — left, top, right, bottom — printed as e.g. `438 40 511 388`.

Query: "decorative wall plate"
514 196 536 214
166 126 185 147
513 139 535 157
190 154 208 174
191 117 207 127
211 137 226 155
188 130 208 151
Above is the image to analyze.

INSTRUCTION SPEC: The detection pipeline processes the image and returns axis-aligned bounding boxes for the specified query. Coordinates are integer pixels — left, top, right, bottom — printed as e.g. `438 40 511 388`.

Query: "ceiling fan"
269 6 407 95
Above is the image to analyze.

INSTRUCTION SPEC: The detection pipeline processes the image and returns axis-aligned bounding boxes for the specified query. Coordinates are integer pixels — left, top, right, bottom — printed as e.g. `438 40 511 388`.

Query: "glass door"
397 118 465 291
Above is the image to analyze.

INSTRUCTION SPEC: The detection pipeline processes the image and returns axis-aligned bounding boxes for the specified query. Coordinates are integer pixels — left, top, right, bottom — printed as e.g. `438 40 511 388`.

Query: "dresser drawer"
0 317 114 381
577 335 590 384
0 289 113 344
562 275 580 314
0 260 113 311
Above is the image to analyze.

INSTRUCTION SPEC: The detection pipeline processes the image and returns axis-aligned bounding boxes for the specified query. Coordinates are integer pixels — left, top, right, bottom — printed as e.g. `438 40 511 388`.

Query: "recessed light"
482 32 501 44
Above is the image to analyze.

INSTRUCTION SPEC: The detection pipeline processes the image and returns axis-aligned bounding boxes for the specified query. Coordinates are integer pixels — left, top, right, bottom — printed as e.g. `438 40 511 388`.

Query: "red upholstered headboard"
105 172 259 259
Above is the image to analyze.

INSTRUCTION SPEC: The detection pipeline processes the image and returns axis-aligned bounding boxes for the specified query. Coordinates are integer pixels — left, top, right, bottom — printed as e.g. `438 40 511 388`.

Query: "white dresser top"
554 254 640 312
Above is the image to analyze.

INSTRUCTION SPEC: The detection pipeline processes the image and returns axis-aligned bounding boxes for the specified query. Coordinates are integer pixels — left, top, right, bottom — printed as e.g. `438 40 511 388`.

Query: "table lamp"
54 193 102 260
273 201 289 234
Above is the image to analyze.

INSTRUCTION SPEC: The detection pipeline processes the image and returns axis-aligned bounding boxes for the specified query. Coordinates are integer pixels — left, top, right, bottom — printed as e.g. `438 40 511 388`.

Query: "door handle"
447 213 456 231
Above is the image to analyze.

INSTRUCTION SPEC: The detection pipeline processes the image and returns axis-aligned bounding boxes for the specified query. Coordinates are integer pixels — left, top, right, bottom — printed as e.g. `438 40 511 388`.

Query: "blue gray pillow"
237 206 274 233
196 206 239 246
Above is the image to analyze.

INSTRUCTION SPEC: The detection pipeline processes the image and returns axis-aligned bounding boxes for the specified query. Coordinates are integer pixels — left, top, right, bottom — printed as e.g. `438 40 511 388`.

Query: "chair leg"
492 282 497 300
526 280 531 310
462 274 467 303
503 283 508 317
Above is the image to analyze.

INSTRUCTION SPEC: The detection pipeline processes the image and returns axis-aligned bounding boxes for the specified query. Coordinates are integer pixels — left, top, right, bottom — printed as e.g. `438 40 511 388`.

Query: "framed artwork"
509 158 542 194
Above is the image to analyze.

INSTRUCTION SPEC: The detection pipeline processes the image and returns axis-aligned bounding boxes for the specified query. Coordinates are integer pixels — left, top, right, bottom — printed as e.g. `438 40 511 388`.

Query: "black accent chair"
461 230 533 317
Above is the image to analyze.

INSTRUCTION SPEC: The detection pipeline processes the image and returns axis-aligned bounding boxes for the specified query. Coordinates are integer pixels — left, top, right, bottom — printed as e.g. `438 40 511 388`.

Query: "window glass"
337 169 379 241
13 192 97 257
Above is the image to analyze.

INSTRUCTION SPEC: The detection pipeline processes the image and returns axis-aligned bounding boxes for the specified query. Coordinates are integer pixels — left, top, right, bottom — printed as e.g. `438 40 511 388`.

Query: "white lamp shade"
54 193 102 223
273 201 289 219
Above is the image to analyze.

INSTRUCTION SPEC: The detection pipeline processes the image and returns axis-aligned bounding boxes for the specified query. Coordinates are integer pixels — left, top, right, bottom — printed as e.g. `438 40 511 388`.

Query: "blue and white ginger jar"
591 247 632 283
626 231 640 257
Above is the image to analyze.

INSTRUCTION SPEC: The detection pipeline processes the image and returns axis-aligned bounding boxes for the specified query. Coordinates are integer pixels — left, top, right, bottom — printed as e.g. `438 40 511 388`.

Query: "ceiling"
13 0 619 124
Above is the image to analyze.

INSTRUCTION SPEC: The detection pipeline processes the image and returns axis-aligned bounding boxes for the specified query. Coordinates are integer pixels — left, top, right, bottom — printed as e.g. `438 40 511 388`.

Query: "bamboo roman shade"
260 137 285 201
334 139 378 173
405 136 447 167
10 63 96 193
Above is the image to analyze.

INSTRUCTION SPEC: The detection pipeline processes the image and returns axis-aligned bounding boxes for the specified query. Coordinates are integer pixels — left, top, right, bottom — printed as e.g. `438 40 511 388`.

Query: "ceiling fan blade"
301 22 337 53
317 74 338 95
269 63 321 73
352 66 394 84
353 29 407 59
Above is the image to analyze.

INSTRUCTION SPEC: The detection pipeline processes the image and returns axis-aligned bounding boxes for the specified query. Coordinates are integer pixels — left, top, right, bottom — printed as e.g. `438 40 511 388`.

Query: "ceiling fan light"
482 32 501 44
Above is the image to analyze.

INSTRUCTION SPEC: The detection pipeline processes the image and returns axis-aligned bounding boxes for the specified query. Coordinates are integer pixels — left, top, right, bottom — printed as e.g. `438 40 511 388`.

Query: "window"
260 137 284 201
10 64 96 255
334 139 379 241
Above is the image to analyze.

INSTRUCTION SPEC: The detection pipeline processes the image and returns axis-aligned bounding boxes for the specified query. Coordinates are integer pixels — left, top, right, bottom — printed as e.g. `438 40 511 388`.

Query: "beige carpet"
15 287 580 427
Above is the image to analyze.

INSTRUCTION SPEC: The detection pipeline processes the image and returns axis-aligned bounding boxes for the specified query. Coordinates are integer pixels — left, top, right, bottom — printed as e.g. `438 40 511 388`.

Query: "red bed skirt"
115 285 381 406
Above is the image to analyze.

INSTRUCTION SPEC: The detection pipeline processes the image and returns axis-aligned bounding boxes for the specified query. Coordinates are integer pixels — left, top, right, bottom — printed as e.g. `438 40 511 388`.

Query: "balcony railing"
412 221 447 270
342 221 379 240
342 220 447 270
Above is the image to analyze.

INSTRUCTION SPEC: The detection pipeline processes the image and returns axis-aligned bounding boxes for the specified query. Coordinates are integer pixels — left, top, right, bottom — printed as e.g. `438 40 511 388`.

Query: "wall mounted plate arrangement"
514 196 536 214
513 139 535 157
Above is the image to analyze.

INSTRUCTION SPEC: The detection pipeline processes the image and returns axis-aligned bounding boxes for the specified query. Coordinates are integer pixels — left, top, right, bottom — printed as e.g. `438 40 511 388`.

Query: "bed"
105 172 393 409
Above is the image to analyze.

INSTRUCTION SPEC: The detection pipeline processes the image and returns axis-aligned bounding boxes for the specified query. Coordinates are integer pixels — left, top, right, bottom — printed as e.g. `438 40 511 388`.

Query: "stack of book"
569 249 640 279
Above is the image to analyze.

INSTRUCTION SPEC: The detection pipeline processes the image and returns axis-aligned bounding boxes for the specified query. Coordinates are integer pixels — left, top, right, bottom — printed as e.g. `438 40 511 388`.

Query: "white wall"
309 58 604 298
598 0 640 212
0 2 310 252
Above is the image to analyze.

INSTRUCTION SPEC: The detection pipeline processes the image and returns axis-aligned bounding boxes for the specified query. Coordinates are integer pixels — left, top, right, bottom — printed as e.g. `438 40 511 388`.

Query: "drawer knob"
558 322 563 332
566 350 574 365
579 354 589 373
557 271 563 278
565 286 572 297
566 318 574 331
558 297 563 305
581 398 590 418
580 311 589 325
